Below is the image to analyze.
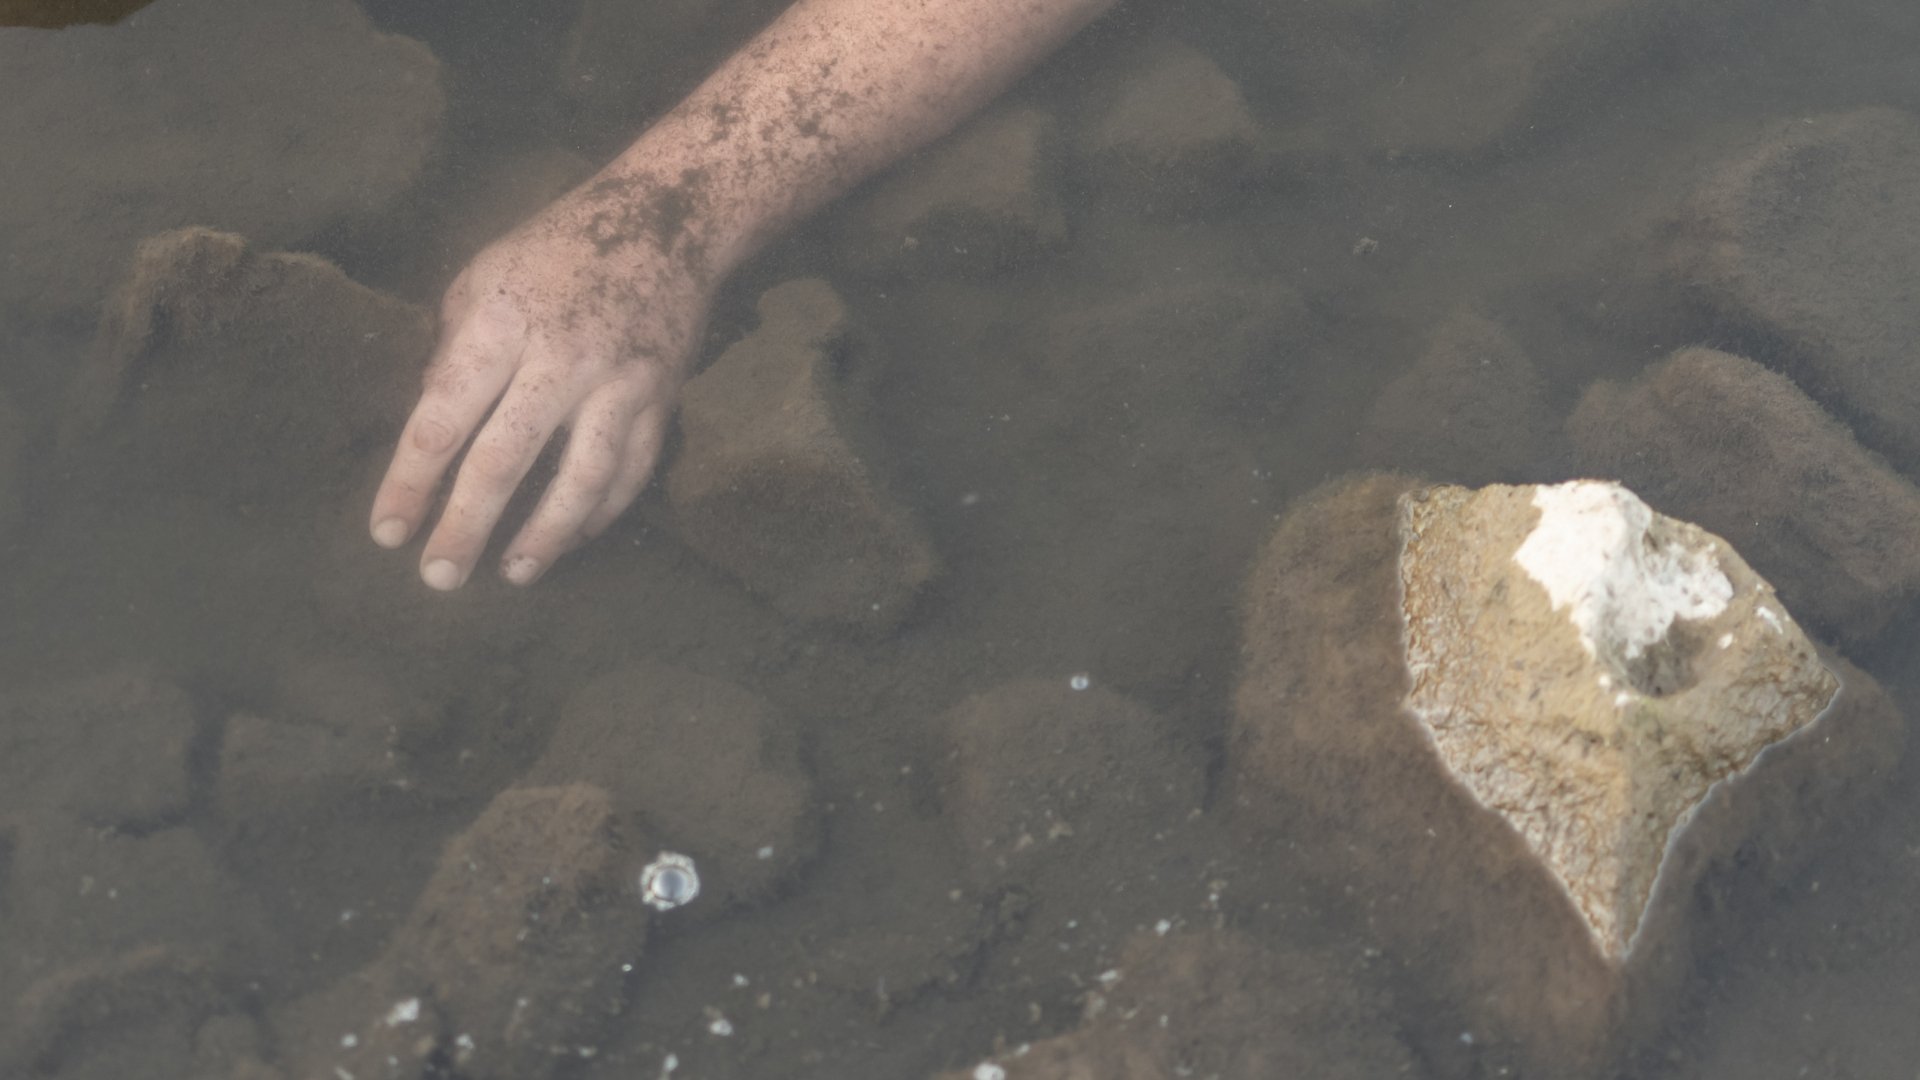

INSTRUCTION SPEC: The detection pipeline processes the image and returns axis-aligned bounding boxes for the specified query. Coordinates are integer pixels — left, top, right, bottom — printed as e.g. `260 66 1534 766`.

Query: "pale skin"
370 0 1120 590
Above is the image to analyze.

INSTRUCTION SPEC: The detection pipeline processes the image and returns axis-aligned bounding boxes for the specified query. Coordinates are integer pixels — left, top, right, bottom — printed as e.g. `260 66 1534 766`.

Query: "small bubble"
1068 673 1090 691
639 852 701 912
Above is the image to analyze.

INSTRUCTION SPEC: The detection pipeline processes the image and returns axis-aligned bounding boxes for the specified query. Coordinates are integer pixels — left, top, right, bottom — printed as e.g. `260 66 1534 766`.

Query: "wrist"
579 115 770 288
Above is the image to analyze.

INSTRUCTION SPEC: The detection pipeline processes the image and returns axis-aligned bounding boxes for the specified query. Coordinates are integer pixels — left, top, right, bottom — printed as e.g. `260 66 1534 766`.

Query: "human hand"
369 192 712 590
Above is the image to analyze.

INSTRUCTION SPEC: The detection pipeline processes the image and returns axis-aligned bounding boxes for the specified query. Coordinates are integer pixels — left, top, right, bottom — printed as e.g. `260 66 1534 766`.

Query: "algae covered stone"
1399 480 1837 960
1230 475 1893 1075
666 279 938 628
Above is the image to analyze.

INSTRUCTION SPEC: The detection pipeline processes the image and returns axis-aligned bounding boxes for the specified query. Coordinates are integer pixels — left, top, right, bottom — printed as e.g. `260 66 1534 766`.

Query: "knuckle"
568 456 617 494
410 415 463 455
463 440 528 486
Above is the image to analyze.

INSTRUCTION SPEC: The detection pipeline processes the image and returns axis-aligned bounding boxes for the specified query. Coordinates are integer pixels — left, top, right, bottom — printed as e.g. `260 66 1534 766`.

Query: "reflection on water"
3 0 1920 1077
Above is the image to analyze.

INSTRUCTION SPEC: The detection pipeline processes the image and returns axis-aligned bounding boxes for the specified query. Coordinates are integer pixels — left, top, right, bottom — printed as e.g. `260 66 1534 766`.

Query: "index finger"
369 319 523 549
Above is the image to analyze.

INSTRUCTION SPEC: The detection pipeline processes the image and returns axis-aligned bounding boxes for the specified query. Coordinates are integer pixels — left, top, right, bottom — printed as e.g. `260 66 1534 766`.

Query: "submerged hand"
369 195 711 590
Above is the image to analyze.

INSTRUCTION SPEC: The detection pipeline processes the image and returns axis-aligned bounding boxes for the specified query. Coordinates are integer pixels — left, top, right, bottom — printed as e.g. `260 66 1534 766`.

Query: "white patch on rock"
1514 482 1732 662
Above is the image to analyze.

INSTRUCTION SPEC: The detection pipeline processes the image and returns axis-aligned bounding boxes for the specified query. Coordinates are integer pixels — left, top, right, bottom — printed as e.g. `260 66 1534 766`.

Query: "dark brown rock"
0 0 443 319
1362 0 1677 157
64 228 433 507
838 105 1067 279
942 929 1420 1080
528 661 818 909
1077 40 1288 214
560 0 787 141
1 946 230 1080
1669 108 1920 471
2 820 269 1032
275 784 648 1080
667 279 938 628
940 678 1205 887
1037 275 1310 417
0 666 196 830
217 653 447 832
1355 310 1556 484
1570 346 1920 641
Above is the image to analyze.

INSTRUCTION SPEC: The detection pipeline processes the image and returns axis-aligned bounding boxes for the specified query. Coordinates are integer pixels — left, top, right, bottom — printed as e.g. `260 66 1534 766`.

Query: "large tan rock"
0 0 443 319
666 279 938 628
1670 108 1920 470
1570 347 1920 641
1231 475 1903 1076
1400 480 1834 960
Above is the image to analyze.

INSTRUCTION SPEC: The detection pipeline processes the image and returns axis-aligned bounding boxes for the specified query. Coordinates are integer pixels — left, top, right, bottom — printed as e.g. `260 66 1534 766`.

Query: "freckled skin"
370 0 1118 590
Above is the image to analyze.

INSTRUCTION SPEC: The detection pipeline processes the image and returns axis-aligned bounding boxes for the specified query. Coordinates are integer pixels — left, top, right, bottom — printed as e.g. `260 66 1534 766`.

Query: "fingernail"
422 558 463 591
372 517 410 549
503 555 542 586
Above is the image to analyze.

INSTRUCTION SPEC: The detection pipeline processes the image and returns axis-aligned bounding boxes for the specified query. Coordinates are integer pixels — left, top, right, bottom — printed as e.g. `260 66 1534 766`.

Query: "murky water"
4 1 1920 1077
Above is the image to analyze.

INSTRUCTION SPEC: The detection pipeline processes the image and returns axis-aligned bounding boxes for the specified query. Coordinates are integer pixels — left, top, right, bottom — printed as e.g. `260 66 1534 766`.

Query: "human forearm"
374 0 1115 589
573 0 1118 281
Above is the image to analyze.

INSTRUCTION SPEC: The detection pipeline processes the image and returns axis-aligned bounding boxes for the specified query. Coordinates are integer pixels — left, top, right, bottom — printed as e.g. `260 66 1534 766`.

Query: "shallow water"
4 0 1920 1077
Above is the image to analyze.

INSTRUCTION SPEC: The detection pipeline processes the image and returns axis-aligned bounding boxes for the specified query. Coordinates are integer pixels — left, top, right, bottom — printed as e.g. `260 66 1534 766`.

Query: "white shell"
638 851 700 911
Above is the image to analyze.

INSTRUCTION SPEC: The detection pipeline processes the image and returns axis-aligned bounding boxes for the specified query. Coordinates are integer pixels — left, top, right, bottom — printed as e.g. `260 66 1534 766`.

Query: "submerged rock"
560 0 786 142
274 784 647 1080
940 679 1204 888
0 0 443 319
1361 0 1683 157
216 653 446 832
528 662 819 909
1037 274 1310 416
1670 108 1920 470
1230 475 1900 1074
1570 346 1920 641
1355 310 1556 484
1399 480 1833 959
0 666 197 830
63 228 432 507
1 818 271 1065
1 946 230 1080
666 279 938 628
1077 39 1292 214
837 105 1067 279
942 928 1419 1080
